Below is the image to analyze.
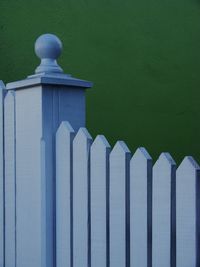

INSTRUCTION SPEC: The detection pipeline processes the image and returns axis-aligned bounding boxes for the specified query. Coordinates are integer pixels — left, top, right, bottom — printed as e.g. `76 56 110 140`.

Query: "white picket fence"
55 121 200 267
1 33 199 267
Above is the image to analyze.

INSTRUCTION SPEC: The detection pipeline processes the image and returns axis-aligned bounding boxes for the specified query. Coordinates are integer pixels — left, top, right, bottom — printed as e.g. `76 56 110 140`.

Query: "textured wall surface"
0 0 200 162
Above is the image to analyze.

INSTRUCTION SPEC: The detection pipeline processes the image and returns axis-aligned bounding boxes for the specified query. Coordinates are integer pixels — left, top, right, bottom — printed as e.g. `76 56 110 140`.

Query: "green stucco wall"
1 0 200 163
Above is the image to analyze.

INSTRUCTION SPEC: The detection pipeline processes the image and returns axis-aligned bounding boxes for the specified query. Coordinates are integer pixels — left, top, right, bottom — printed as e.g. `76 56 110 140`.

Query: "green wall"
1 0 200 163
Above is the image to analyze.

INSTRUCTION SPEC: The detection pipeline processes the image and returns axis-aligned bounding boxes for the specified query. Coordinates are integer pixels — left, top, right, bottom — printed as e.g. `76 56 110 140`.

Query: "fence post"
4 33 92 267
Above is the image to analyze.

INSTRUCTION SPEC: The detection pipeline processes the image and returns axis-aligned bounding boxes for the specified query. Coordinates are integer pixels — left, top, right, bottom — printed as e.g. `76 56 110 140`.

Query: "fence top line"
6 33 93 90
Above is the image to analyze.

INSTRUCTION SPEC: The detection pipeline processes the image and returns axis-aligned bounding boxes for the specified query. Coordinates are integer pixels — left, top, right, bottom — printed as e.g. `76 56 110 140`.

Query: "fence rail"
55 121 200 267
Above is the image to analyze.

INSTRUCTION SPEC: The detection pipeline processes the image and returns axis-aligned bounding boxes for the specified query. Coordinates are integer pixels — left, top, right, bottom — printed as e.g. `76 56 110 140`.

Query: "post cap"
6 33 93 90
34 33 63 74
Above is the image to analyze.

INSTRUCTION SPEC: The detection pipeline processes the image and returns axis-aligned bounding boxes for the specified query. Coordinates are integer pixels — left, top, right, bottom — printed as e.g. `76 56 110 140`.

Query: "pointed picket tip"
110 140 131 157
91 135 111 151
153 152 176 169
4 90 15 103
131 147 152 163
177 156 200 173
5 90 14 97
5 90 14 98
0 80 5 90
73 127 93 144
56 121 75 135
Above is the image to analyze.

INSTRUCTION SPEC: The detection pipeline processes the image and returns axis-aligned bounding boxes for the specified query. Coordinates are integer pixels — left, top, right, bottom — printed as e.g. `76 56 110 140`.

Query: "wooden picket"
109 141 131 267
152 153 176 267
176 157 200 267
4 91 16 266
51 121 200 267
130 147 152 267
90 135 111 267
0 81 5 267
73 128 92 267
56 122 75 267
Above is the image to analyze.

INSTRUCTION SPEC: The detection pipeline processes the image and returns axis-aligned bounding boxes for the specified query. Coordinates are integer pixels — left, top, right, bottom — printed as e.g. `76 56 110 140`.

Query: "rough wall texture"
0 0 200 162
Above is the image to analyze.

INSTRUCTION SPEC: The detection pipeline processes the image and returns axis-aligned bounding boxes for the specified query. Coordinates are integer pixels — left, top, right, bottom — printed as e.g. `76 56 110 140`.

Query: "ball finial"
35 33 62 60
34 33 63 74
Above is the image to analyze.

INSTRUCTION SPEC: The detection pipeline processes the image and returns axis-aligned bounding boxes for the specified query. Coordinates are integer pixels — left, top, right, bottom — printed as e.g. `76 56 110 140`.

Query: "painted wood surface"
41 87 87 267
109 141 131 267
40 138 47 267
152 153 176 267
130 147 152 267
1 95 200 267
42 88 59 267
56 122 75 267
73 128 92 267
90 135 111 267
176 156 200 267
15 88 43 267
0 81 5 267
4 91 16 267
57 88 86 132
